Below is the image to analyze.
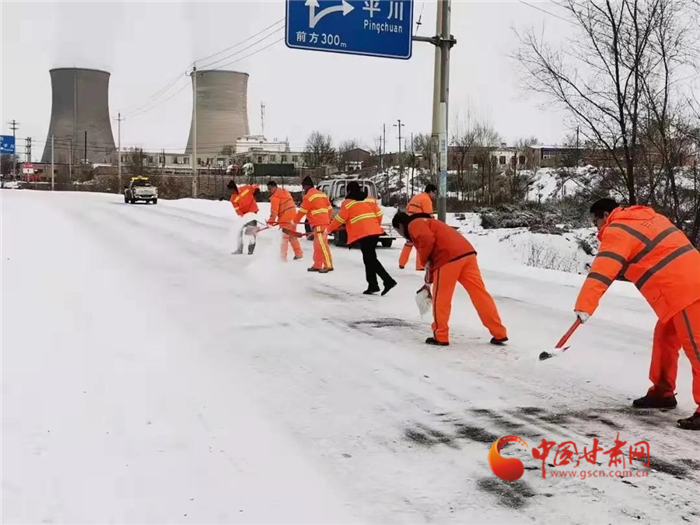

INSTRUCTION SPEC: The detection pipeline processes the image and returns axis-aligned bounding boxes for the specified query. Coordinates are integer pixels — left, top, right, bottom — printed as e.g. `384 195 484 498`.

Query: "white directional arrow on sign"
305 0 354 29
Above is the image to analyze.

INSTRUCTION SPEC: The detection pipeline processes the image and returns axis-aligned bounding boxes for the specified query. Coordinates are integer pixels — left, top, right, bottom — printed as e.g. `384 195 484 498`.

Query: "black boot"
632 394 677 409
363 287 380 295
381 280 397 296
677 412 700 430
490 337 509 346
426 337 449 347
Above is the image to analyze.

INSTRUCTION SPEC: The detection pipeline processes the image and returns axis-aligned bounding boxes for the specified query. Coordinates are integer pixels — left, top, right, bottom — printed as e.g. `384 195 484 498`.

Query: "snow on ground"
3 191 700 524
525 166 598 202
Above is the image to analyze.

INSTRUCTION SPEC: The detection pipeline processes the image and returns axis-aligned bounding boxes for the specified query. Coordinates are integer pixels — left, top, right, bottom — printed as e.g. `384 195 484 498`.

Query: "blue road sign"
286 0 413 60
0 135 15 155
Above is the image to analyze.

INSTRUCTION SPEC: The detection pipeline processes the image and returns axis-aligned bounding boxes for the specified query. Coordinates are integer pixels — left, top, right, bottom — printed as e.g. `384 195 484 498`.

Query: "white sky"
1 0 573 159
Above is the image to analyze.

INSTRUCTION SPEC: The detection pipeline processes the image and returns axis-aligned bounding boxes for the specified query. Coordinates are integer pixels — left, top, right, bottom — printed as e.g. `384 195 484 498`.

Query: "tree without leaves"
515 0 673 205
303 131 336 169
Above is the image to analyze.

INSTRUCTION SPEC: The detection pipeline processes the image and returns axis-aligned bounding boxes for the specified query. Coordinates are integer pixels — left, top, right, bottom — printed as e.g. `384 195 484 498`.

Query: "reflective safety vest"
269 188 297 224
327 197 384 245
231 185 259 216
407 192 434 215
294 187 333 227
575 206 700 322
407 215 476 277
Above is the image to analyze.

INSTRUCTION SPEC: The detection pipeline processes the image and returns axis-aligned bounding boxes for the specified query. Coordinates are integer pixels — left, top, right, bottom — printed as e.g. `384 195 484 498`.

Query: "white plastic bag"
415 285 432 318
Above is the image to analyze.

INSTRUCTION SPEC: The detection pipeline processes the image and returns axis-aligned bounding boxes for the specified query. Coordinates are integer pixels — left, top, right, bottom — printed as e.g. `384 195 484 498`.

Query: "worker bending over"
574 198 700 430
392 211 508 346
228 181 260 255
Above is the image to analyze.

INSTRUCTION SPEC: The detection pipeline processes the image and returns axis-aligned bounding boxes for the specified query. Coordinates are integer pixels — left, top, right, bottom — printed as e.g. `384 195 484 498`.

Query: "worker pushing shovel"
542 198 700 431
267 181 303 262
224 180 261 255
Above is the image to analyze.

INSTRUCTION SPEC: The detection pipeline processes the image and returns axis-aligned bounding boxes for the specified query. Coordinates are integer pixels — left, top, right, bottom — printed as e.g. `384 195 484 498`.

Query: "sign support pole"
413 0 455 222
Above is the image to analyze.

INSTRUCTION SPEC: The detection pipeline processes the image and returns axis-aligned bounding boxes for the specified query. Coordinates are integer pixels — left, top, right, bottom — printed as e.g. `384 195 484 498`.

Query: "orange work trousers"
398 241 424 270
279 223 303 261
311 226 333 270
648 299 700 409
431 255 507 344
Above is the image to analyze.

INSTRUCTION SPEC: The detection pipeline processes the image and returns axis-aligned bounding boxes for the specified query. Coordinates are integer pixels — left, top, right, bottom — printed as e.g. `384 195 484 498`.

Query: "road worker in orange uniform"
393 211 508 347
267 180 303 262
294 176 333 273
398 184 437 271
327 181 397 295
228 181 260 255
574 198 700 430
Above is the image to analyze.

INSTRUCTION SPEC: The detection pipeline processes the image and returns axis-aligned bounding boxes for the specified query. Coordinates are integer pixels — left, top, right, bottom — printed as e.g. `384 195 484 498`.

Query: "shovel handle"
555 318 582 349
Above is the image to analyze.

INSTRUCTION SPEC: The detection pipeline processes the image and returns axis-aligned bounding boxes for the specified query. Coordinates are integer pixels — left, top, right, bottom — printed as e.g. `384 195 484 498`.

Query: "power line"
127 78 191 119
519 0 576 25
199 26 284 70
212 37 284 71
194 18 284 66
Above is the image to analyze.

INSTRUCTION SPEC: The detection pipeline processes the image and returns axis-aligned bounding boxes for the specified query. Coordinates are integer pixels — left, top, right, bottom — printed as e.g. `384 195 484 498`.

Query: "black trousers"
358 235 394 289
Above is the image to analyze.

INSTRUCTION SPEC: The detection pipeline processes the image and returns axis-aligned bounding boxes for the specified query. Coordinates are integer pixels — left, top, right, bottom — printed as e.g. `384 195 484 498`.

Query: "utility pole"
394 119 405 204
51 135 55 191
116 112 124 193
191 65 198 198
9 120 19 177
83 130 87 165
411 132 415 198
26 137 31 163
261 102 266 138
69 138 73 181
414 0 455 222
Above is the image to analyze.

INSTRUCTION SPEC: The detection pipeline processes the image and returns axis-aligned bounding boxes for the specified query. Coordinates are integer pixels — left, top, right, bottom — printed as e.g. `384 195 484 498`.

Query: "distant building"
342 147 371 171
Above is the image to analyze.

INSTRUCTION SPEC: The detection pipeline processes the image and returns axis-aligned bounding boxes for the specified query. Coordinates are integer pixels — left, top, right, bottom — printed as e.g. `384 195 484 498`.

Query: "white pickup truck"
316 179 397 248
124 177 158 204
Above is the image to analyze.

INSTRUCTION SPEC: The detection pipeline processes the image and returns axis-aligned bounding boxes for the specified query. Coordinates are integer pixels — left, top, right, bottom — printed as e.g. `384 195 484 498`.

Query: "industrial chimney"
41 68 116 165
185 70 250 158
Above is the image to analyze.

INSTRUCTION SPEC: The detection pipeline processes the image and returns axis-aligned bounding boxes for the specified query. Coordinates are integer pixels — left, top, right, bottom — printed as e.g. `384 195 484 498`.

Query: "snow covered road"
2 191 699 524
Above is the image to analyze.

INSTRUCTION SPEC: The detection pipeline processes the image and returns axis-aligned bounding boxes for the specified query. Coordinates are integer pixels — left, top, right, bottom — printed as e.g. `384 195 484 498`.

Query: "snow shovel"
539 318 582 361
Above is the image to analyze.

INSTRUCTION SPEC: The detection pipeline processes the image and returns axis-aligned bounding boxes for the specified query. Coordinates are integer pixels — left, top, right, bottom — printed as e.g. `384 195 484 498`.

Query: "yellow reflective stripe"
346 198 375 209
309 193 326 201
318 231 332 267
239 189 249 197
350 212 380 224
334 215 346 224
310 208 329 215
298 207 308 214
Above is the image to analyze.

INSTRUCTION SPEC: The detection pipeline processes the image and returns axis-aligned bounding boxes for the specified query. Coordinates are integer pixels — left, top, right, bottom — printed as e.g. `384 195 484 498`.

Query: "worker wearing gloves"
398 184 437 271
327 181 397 296
227 181 260 255
294 176 333 273
574 198 700 430
267 181 303 262
392 211 508 347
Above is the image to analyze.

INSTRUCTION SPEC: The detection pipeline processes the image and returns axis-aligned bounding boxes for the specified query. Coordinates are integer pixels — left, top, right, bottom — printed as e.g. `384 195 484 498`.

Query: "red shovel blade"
538 319 582 362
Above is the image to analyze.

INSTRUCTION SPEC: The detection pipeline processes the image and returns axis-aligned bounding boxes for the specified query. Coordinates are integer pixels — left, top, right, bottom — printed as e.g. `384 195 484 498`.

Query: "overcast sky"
2 0 575 159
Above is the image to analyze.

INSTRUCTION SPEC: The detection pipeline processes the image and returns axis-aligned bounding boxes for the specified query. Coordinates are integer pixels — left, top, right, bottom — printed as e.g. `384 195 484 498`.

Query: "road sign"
22 163 35 175
286 0 413 60
0 135 16 155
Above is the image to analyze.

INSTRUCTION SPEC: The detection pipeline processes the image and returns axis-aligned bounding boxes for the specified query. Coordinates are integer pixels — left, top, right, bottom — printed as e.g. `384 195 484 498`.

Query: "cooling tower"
41 68 116 164
184 70 249 156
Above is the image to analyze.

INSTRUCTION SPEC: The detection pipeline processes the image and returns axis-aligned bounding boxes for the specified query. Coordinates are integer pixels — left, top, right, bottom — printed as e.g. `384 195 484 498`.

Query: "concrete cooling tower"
184 70 249 157
41 68 116 164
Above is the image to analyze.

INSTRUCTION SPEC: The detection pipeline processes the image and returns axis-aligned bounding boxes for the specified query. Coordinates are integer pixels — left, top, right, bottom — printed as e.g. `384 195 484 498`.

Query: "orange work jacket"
269 188 297 225
327 197 384 245
575 206 700 322
407 192 434 215
231 185 259 216
407 215 476 277
294 187 333 227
